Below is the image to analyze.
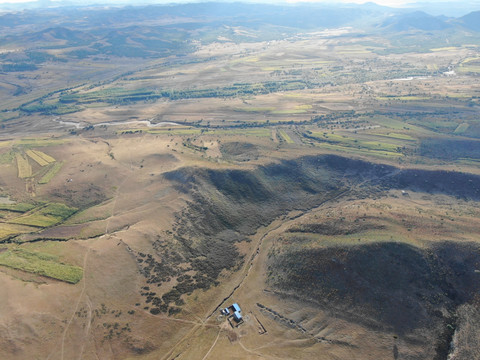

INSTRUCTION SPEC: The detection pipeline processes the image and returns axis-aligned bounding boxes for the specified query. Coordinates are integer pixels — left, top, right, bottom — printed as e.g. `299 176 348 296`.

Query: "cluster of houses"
221 303 244 326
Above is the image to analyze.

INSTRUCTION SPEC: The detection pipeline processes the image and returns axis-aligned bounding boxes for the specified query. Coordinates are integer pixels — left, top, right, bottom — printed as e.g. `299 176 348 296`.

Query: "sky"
0 0 467 4
0 0 476 9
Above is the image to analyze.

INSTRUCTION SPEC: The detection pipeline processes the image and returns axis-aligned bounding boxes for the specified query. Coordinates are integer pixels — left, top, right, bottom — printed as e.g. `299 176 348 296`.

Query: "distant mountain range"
0 2 479 32
1 1 480 18
458 10 480 32
381 9 480 33
381 11 451 32
0 2 479 61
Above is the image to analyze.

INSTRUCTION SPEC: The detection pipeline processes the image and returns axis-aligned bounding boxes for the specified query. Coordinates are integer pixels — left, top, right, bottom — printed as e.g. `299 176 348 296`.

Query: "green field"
372 132 416 141
9 213 63 227
39 162 64 184
313 141 403 159
8 203 77 228
0 111 19 122
33 150 55 163
0 248 83 283
234 107 275 113
146 127 203 136
271 109 308 115
306 131 404 158
147 127 272 138
368 116 427 134
26 150 49 166
459 66 480 73
15 138 66 147
376 96 431 101
454 123 470 134
0 224 37 241
0 150 15 164
0 203 36 212
15 153 32 178
219 128 272 137
278 130 294 143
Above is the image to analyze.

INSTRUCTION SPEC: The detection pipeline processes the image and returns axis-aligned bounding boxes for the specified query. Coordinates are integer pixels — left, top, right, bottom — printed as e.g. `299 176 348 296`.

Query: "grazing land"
1 2 480 360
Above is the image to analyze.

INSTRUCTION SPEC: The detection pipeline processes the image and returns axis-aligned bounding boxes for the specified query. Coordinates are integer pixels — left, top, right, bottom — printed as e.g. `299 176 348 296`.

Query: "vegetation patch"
306 131 403 155
20 102 81 115
32 150 55 163
0 224 37 241
376 95 430 101
24 81 314 114
420 138 480 160
287 219 385 236
372 132 416 141
59 88 158 105
313 142 403 159
26 150 50 166
15 153 32 178
8 203 76 228
15 138 66 147
233 107 275 113
220 142 259 162
454 123 470 135
0 248 83 283
271 109 307 114
9 213 63 228
0 203 36 213
278 130 294 143
267 241 480 335
0 150 15 164
458 58 480 74
39 162 64 184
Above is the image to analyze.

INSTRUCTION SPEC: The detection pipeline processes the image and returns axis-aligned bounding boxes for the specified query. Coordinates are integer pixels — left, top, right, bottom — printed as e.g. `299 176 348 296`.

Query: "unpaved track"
77 295 93 360
60 247 90 360
201 328 221 360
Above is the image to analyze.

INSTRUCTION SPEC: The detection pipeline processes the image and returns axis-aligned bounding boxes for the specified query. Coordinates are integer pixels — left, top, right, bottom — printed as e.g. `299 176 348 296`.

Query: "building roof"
232 303 241 312
234 311 242 321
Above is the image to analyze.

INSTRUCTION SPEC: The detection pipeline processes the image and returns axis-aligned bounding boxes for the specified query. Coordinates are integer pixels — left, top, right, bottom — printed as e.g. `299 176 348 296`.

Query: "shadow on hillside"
269 241 480 335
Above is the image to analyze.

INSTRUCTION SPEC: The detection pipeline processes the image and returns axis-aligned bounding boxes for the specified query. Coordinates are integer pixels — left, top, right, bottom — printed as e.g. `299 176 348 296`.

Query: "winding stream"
53 117 181 129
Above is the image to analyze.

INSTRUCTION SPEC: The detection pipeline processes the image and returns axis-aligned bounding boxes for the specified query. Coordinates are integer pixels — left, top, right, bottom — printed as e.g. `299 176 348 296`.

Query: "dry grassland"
1 27 480 360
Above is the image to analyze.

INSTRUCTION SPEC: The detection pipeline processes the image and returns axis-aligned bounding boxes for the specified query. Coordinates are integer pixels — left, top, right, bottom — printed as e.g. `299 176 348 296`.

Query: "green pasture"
0 247 83 284
147 127 271 138
307 131 403 159
14 138 66 147
39 162 64 184
0 203 35 212
454 123 470 135
367 116 427 134
0 224 37 241
376 96 430 101
372 132 416 141
278 130 294 143
313 142 402 159
8 203 76 228
233 107 275 113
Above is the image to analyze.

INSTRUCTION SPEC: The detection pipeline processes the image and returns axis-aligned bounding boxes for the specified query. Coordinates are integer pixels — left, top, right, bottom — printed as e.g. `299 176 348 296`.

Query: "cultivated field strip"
0 248 83 284
39 161 63 184
15 153 32 178
26 150 50 166
32 150 55 163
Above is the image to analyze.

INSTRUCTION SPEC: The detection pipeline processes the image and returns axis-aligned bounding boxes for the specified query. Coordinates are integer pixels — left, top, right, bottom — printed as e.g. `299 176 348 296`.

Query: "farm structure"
221 303 244 327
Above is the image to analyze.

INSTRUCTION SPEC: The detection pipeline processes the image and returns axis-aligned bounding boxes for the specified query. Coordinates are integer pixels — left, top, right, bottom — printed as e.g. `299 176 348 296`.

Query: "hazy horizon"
1 0 479 19
0 0 478 7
